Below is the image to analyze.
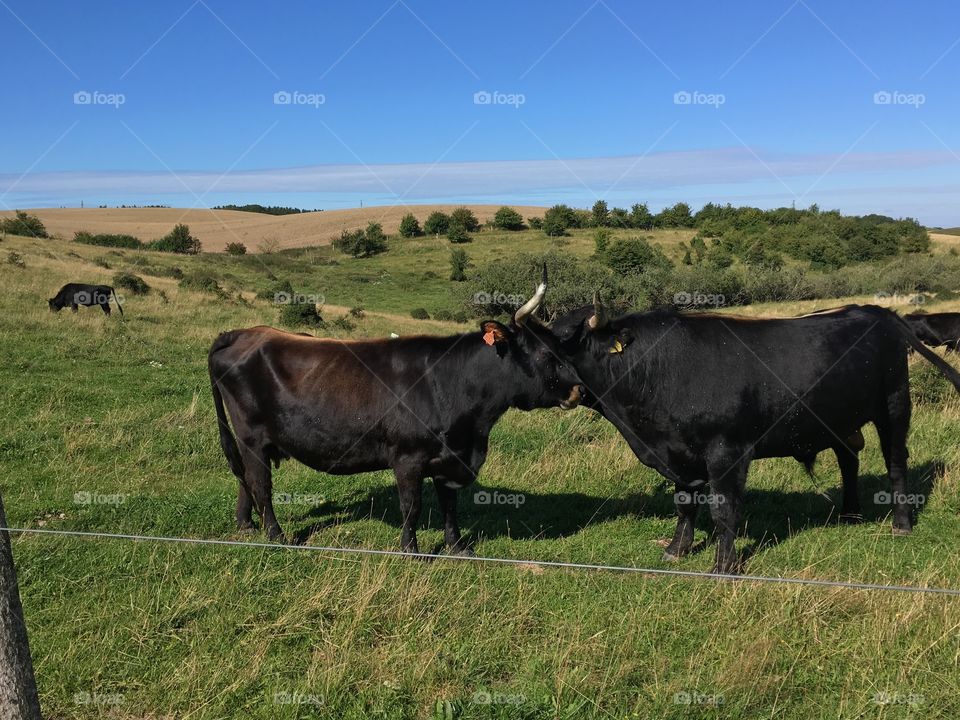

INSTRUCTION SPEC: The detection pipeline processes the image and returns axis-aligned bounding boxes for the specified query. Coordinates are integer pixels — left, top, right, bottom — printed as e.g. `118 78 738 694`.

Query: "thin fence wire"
5 525 960 597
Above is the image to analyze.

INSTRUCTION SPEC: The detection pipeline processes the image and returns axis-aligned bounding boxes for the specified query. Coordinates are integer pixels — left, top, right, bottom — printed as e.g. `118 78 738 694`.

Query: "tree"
333 222 388 257
424 211 451 236
0 492 42 720
450 207 480 232
0 211 48 238
447 222 472 244
151 223 201 254
655 202 694 228
449 247 469 281
542 204 577 237
591 200 610 227
225 242 247 255
629 202 654 230
602 237 672 275
398 213 422 238
492 206 525 231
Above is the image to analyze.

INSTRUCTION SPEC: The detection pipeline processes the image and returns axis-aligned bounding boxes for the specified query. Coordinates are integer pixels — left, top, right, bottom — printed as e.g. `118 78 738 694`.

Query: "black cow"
905 312 960 352
208 274 582 553
544 302 960 573
48 283 123 315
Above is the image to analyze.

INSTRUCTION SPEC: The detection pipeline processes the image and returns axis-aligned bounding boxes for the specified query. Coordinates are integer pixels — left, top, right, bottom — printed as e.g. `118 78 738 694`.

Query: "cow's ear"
480 321 510 348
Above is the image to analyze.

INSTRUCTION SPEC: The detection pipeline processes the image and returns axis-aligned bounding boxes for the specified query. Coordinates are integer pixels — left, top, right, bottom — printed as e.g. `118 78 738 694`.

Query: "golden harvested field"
0 205 548 253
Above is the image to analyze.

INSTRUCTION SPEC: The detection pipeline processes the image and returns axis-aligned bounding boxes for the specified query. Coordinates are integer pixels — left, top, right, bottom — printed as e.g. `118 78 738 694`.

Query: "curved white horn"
514 265 547 325
587 291 608 330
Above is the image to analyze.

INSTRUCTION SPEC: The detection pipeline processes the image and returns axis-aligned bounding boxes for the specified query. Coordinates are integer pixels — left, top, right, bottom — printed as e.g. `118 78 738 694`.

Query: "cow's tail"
209 333 245 480
111 288 124 316
891 312 960 392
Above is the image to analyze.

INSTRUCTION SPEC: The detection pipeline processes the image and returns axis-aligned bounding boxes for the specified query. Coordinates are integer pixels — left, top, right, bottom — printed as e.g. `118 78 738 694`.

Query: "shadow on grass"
284 459 943 563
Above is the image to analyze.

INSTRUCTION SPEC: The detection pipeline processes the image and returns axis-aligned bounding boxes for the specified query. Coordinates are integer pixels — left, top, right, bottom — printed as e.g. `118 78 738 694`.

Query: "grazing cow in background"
905 312 960 352
48 283 123 316
543 302 960 573
209 272 583 554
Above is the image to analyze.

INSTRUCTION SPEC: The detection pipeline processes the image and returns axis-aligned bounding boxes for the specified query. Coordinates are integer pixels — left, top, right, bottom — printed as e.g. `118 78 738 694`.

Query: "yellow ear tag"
609 339 623 354
483 331 496 346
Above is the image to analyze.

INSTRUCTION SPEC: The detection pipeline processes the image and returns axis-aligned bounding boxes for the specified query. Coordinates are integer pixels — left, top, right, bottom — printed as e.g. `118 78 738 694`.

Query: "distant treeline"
212 204 320 216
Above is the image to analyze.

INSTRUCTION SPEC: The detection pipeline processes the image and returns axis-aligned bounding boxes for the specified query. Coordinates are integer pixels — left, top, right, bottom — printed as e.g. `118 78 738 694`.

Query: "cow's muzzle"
559 384 583 410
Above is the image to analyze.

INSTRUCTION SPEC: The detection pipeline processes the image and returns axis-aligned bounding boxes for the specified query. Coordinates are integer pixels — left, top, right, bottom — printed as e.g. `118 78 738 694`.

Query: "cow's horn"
514 265 547 326
588 291 608 330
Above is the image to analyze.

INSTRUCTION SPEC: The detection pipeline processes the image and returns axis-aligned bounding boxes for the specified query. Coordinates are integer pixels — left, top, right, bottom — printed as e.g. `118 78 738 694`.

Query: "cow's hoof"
661 550 681 562
449 545 475 557
839 513 863 525
237 525 257 535
892 525 912 537
266 527 284 542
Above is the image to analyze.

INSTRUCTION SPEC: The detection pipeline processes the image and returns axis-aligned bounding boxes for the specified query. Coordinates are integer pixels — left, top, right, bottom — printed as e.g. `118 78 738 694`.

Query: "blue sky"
3 0 960 223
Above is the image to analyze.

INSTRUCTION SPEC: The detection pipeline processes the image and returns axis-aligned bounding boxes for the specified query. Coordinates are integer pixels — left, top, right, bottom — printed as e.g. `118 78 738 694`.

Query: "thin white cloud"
1 146 954 201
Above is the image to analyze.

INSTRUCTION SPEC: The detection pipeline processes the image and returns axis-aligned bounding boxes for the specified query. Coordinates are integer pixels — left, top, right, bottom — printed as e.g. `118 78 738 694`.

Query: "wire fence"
5 525 960 597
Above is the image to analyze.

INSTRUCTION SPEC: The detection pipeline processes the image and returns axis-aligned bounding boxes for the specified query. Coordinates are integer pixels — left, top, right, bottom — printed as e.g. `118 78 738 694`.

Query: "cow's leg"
706 454 749 574
394 465 424 554
877 387 912 535
663 482 699 561
240 445 282 540
235 480 255 532
100 302 111 315
836 430 864 523
71 303 78 313
433 478 472 556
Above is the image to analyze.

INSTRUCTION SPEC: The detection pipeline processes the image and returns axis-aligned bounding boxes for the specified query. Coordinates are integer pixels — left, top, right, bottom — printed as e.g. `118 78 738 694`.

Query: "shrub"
112 272 150 295
256 278 295 302
225 242 247 255
542 205 577 236
527 217 543 230
179 271 226 297
279 301 324 328
93 257 111 269
7 251 26 268
447 223 472 244
602 237 673 276
1 211 47 238
433 309 454 321
398 213 422 238
424 212 451 236
450 248 469 281
492 206 525 231
333 223 388 257
452 310 469 323
593 228 612 257
410 308 430 320
149 224 201 254
74 230 143 249
450 207 480 232
331 315 356 331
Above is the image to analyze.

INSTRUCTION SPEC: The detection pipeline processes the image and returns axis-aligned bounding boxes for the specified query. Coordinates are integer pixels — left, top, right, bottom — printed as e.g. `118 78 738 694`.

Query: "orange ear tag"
483 330 496 346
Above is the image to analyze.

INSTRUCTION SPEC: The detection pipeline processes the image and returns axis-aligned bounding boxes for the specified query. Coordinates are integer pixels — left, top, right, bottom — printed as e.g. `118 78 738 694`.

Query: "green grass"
3 233 960 718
